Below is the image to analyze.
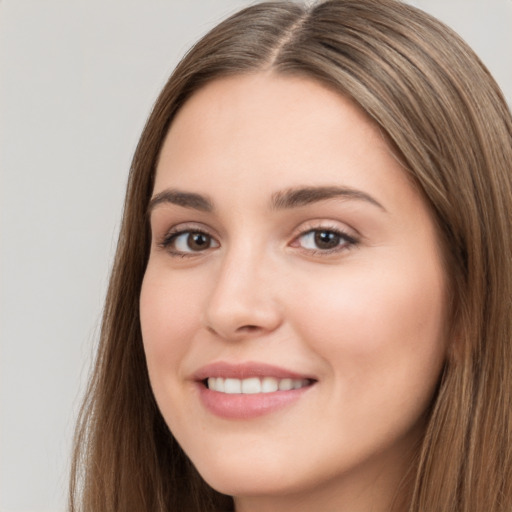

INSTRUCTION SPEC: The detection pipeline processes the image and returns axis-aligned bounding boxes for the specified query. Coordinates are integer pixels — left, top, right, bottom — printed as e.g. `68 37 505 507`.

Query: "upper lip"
193 361 316 381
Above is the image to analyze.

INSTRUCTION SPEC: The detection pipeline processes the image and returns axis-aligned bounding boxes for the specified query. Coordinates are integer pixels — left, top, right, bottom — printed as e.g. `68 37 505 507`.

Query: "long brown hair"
70 1 512 510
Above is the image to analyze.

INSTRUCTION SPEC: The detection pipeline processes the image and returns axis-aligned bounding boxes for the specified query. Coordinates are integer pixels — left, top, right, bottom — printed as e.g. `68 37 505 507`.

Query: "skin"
140 73 448 512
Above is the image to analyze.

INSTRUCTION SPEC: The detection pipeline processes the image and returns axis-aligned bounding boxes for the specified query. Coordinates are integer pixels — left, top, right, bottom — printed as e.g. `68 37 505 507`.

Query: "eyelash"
158 224 358 258
158 227 218 258
292 225 358 255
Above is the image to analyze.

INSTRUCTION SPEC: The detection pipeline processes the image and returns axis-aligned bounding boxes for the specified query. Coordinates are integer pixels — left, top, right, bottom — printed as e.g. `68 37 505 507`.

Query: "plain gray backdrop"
1 1 511 511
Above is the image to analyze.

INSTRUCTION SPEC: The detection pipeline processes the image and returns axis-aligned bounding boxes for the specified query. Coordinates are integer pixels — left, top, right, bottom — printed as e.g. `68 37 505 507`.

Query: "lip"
193 361 315 381
193 361 317 420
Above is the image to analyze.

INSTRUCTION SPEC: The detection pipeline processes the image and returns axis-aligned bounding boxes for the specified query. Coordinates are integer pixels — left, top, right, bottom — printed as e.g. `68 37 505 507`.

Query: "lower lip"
198 383 313 419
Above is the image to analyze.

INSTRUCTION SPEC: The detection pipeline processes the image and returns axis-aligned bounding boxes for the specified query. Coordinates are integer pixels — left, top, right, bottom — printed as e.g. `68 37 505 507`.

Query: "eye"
294 228 357 253
161 229 220 256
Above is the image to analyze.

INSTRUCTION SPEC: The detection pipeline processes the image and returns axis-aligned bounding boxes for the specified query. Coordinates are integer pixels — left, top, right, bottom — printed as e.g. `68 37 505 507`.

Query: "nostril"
206 324 260 337
237 325 260 333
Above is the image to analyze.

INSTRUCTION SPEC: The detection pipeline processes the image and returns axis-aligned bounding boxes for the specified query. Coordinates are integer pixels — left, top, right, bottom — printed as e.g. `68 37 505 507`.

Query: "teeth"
241 377 261 394
224 378 242 394
207 377 310 394
293 379 304 389
279 378 293 391
214 377 224 392
261 376 278 393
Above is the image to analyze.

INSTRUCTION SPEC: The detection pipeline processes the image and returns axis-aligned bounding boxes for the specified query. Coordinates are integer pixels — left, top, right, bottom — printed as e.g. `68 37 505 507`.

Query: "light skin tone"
140 73 448 512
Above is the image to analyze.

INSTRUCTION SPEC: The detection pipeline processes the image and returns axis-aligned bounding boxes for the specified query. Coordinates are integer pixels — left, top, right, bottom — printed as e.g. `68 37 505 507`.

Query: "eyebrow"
147 189 214 214
147 185 385 216
271 186 385 211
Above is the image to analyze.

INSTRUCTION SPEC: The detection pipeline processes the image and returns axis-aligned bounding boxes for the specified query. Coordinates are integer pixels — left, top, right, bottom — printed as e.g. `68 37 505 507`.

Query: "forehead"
154 72 411 212
162 73 380 147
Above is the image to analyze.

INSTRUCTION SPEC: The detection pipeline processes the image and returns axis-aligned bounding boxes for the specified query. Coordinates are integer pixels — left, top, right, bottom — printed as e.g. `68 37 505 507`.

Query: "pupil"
188 233 210 250
314 231 339 249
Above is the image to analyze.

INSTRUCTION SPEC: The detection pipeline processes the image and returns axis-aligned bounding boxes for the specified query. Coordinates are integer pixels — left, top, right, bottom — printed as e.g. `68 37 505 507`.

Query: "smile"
194 362 317 419
206 376 312 394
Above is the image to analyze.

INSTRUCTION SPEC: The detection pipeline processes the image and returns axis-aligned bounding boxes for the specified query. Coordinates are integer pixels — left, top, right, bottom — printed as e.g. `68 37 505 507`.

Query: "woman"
70 1 512 511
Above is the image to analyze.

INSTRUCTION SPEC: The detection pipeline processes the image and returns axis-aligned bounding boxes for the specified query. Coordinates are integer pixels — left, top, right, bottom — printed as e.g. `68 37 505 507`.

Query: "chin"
190 451 313 498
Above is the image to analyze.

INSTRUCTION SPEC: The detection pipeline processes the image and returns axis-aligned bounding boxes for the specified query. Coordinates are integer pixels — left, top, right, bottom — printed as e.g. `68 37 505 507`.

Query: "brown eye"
296 228 357 253
187 232 212 251
165 230 220 255
314 230 341 249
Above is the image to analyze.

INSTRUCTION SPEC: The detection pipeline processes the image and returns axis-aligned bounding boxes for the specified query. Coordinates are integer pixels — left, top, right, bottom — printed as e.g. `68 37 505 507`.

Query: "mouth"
193 362 317 419
204 376 314 394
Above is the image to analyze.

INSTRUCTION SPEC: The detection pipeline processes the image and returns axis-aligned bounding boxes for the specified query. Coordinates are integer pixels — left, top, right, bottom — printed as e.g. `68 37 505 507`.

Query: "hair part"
70 1 512 511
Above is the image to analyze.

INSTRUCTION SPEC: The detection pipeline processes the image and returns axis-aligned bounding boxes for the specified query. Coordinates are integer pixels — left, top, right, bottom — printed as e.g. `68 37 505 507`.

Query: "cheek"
290 253 447 396
139 266 204 379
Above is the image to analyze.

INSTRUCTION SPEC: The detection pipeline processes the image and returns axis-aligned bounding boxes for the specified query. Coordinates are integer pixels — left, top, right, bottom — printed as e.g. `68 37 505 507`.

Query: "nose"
202 247 283 342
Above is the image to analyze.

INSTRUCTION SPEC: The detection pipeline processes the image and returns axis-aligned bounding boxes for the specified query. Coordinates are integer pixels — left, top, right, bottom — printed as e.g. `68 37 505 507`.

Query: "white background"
1 1 511 511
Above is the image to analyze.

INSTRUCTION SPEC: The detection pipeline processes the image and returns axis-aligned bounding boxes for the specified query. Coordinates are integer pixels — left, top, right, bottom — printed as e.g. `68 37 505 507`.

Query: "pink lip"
193 361 314 381
192 361 317 420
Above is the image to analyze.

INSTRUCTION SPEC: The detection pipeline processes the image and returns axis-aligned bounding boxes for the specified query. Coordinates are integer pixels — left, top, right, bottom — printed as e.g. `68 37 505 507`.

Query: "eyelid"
290 219 359 241
157 222 220 254
289 220 360 255
155 219 359 257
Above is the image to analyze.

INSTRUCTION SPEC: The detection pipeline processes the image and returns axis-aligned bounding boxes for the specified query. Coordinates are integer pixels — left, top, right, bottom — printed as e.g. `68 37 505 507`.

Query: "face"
140 73 448 511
